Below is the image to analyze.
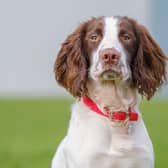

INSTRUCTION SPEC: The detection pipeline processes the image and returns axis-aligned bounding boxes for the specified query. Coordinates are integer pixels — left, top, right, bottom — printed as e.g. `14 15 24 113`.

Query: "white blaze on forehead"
91 17 120 65
102 17 119 50
97 16 127 66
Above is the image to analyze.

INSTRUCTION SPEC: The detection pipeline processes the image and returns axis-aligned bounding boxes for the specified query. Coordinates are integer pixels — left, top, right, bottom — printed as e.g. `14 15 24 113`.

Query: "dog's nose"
100 48 120 65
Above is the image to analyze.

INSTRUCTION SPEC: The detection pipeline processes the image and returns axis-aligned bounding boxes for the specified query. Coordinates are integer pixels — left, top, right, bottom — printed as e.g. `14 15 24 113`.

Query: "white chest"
65 112 154 168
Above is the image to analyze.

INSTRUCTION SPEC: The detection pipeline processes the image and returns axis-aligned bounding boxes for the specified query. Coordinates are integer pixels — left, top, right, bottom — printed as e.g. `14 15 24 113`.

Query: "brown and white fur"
52 16 167 168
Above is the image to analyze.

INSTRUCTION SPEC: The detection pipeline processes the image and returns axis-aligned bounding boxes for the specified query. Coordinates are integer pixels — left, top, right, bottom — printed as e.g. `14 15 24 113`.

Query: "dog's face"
84 17 137 82
55 16 167 99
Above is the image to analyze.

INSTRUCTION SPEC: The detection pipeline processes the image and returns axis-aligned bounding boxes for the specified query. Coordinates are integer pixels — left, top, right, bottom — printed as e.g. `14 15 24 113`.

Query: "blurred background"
0 0 168 168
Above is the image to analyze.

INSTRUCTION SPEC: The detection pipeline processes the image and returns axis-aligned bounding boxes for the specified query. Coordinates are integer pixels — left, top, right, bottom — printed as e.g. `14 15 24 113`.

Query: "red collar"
82 96 138 122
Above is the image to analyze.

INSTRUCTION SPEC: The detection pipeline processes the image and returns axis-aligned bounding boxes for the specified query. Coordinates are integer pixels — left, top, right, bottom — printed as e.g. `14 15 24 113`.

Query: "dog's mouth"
100 69 122 81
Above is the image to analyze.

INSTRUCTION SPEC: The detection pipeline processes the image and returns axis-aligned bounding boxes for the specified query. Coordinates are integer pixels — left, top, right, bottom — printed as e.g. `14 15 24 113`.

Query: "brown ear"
54 22 88 97
132 23 167 100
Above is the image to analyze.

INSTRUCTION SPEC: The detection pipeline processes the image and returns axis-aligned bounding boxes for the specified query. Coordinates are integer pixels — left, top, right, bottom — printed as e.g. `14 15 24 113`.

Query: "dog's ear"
132 23 167 100
54 22 88 97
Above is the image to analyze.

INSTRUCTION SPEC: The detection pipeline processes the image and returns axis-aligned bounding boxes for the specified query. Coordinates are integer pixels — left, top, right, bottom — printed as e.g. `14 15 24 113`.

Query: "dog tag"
128 122 134 134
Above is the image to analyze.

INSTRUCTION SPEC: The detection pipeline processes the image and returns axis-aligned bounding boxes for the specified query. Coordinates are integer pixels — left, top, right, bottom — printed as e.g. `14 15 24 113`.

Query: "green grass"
0 98 167 168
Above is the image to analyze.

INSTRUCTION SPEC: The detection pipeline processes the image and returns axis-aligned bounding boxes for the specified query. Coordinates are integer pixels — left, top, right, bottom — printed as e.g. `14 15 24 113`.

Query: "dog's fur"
52 16 167 168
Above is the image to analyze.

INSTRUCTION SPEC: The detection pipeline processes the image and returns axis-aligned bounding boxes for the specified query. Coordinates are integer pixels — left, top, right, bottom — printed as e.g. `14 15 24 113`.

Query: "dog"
51 16 167 168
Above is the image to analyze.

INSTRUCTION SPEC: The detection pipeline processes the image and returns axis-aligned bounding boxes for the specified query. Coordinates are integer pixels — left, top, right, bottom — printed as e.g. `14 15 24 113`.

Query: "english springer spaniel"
52 16 167 168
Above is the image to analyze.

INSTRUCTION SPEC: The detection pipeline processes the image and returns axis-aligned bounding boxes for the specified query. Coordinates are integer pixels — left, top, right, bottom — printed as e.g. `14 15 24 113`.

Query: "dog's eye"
122 33 131 41
89 34 99 42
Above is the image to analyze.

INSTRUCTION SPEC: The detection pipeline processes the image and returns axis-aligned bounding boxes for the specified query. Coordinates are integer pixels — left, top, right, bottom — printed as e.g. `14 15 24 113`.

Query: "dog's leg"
51 138 67 168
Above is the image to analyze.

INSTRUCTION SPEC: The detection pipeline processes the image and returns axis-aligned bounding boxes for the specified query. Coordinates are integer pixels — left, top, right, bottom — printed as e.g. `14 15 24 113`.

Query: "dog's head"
54 16 167 100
